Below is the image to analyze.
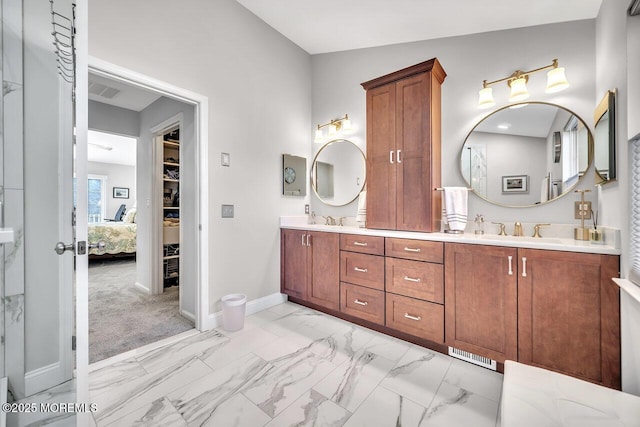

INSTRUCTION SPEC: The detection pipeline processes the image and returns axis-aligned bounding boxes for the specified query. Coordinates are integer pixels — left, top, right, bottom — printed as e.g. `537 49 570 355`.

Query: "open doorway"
87 71 199 363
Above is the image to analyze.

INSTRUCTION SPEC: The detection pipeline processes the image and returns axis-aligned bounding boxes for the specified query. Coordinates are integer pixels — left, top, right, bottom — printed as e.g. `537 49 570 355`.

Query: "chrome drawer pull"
354 299 368 306
522 257 527 277
403 276 421 283
403 247 421 253
353 241 368 246
354 267 368 273
508 255 513 276
404 313 422 321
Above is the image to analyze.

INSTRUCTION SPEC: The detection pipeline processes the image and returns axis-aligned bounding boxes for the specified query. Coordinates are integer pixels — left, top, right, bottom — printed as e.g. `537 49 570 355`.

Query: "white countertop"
0 228 14 244
280 217 621 255
501 361 640 427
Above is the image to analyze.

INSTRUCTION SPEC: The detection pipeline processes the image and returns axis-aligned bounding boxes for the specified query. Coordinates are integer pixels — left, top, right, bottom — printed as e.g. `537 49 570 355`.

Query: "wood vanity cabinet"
445 243 518 363
445 243 621 389
385 238 445 343
518 249 620 389
280 229 339 310
339 234 386 324
361 59 446 232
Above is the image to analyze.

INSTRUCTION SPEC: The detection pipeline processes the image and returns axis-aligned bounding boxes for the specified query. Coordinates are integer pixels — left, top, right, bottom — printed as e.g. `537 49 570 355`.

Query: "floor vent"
448 347 497 371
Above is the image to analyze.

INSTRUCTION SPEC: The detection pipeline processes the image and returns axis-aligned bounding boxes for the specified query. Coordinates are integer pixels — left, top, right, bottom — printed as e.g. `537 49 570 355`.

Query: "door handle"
389 150 394 164
522 257 527 277
508 255 513 276
55 241 75 255
397 150 402 163
89 240 106 251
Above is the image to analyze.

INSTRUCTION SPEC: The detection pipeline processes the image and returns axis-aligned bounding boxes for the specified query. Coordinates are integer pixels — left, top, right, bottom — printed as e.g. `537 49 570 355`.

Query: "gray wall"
87 161 137 219
88 100 140 138
89 0 313 312
138 97 196 317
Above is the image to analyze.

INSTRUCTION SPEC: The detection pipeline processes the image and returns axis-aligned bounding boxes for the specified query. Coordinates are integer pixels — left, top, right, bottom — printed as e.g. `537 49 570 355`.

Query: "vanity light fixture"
478 59 569 108
314 114 351 143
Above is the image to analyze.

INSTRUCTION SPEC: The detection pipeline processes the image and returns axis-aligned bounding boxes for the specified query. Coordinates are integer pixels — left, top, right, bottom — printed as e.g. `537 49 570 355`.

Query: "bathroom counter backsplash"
280 216 621 255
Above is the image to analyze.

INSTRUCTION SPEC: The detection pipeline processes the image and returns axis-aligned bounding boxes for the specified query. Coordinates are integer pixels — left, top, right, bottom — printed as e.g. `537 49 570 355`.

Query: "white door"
18 0 88 414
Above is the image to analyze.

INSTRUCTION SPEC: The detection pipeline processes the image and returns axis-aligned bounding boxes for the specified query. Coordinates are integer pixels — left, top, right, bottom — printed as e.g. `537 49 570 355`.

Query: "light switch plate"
221 152 230 167
221 204 234 218
574 201 592 219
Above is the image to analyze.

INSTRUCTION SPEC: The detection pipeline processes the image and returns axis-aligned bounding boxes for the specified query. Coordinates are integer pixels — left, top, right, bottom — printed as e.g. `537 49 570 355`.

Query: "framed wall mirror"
460 102 593 207
594 89 616 184
282 154 307 196
311 139 366 206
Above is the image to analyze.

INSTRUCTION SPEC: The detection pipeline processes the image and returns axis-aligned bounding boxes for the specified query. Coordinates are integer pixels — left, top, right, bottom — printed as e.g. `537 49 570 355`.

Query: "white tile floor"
11 301 504 426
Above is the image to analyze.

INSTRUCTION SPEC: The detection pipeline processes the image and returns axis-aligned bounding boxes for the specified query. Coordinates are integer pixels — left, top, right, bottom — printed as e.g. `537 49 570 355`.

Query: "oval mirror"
311 139 366 206
461 102 593 207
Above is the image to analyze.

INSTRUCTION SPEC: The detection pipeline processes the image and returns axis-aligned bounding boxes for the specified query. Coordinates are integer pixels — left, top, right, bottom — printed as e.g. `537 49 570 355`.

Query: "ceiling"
89 73 161 112
235 0 603 54
88 130 137 166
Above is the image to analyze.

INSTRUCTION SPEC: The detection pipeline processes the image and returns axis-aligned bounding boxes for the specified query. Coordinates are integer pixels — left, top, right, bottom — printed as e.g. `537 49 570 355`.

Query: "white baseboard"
134 282 151 294
181 308 196 323
201 292 288 331
24 362 63 397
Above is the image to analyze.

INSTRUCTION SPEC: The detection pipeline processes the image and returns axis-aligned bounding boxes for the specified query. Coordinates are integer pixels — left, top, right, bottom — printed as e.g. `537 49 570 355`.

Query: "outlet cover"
305 204 309 214
221 204 234 218
574 201 592 219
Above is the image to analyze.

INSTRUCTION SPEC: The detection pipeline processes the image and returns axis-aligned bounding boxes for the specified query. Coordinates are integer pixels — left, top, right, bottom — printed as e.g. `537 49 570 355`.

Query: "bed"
88 221 137 256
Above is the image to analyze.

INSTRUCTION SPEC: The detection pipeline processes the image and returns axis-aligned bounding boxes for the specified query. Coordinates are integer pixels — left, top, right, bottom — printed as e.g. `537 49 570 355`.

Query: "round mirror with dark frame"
311 139 366 207
460 102 593 207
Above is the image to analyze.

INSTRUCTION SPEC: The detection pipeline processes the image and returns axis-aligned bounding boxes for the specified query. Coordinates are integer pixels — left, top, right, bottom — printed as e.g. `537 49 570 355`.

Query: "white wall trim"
134 282 151 294
24 362 63 397
202 292 288 330
89 57 209 332
181 309 196 323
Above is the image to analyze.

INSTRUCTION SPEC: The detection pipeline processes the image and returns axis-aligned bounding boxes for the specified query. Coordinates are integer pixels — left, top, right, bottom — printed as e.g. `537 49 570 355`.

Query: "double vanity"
282 58 623 391
280 220 621 390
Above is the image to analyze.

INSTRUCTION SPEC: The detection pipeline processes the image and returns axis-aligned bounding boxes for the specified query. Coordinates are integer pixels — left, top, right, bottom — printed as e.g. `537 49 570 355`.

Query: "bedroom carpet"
89 259 194 363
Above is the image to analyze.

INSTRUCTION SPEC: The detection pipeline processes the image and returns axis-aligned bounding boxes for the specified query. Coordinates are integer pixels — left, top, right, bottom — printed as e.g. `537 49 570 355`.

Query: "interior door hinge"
71 335 76 351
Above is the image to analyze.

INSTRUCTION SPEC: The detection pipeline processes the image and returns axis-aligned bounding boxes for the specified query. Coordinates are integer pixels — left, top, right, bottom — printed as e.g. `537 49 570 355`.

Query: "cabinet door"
281 229 308 299
518 249 620 388
366 83 396 230
445 243 518 363
395 73 438 232
307 231 340 310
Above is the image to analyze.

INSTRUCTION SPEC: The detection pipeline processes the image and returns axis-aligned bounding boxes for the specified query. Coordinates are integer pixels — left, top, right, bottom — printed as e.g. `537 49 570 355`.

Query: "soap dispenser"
474 214 485 235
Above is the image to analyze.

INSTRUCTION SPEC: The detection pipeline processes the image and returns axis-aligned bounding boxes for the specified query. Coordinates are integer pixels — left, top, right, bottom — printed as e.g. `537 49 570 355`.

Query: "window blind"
631 138 640 284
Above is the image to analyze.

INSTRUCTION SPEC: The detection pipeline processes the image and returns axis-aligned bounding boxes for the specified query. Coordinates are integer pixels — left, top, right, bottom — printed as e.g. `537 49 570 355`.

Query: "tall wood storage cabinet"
361 59 446 232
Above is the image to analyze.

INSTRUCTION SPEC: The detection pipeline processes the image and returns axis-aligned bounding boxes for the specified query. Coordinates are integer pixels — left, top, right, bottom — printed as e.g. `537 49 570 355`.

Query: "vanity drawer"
340 251 385 290
340 234 385 255
386 293 444 343
386 257 444 303
340 282 385 325
385 238 443 263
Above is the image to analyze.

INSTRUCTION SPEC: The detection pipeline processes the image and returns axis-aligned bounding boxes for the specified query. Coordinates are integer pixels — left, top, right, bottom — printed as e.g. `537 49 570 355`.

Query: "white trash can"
221 294 247 332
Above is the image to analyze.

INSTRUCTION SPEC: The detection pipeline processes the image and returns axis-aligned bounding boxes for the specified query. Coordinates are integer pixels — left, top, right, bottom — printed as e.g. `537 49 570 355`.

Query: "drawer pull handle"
354 267 368 273
403 276 421 283
508 255 513 276
404 313 422 321
354 299 368 306
403 247 421 253
522 257 527 277
353 241 368 247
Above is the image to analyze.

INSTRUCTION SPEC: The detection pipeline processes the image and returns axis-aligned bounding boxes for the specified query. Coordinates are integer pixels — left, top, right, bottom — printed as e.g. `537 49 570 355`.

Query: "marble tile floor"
14 302 504 426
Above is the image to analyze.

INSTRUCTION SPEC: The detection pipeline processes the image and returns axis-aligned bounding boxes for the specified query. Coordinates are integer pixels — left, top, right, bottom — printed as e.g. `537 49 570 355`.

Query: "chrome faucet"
513 222 524 237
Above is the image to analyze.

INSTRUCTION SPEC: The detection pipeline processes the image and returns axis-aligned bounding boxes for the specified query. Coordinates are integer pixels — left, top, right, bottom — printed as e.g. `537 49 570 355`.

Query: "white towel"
356 191 366 223
443 187 468 231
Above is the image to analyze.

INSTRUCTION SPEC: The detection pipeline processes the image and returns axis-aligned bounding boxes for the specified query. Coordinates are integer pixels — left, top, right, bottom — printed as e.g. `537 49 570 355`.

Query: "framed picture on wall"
502 175 529 193
113 187 129 199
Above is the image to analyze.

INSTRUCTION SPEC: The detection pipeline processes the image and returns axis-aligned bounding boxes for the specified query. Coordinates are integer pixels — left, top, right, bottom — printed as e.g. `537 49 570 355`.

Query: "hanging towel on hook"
443 187 468 232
